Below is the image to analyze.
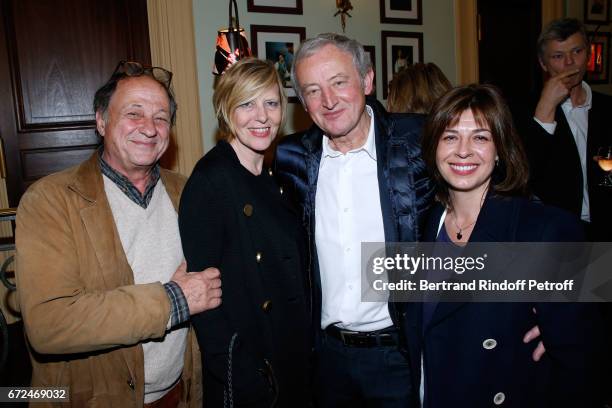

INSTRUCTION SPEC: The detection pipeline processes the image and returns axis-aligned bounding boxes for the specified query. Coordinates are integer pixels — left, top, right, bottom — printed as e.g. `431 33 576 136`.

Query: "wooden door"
478 0 542 110
0 0 151 207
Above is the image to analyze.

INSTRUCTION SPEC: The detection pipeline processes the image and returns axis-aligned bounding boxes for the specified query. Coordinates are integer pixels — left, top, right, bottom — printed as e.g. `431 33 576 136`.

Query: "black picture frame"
584 0 610 24
247 0 303 15
381 31 424 98
380 0 423 24
363 45 377 98
250 25 306 102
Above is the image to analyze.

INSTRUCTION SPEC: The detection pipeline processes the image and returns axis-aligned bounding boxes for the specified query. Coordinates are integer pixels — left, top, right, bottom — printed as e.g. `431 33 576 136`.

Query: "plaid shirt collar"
98 148 161 209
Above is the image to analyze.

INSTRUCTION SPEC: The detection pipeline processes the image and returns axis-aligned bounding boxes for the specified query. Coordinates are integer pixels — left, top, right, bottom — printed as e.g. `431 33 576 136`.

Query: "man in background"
522 17 612 241
520 17 612 404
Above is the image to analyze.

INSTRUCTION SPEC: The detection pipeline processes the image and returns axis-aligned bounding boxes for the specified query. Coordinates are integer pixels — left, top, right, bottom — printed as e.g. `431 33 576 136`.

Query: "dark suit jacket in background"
520 91 612 240
179 141 311 407
398 195 604 408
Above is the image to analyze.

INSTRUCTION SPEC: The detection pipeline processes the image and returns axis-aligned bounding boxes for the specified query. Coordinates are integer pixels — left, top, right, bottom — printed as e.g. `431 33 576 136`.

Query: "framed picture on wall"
380 0 422 24
586 31 610 84
247 0 303 15
584 0 610 24
250 25 306 102
381 31 423 98
363 45 377 98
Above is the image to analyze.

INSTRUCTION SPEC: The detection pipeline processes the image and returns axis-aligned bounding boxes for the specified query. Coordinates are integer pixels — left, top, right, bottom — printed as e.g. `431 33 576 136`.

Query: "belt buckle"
339 329 357 345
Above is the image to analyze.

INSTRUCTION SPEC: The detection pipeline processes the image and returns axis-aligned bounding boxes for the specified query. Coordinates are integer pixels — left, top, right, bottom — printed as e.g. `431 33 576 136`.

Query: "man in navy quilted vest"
274 33 434 407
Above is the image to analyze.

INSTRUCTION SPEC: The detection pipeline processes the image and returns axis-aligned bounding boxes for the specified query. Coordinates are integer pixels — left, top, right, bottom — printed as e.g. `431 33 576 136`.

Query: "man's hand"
523 308 546 362
171 261 222 315
534 69 581 123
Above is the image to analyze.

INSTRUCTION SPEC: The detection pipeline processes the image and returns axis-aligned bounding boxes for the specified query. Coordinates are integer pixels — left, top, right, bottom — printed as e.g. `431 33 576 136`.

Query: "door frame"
454 0 564 84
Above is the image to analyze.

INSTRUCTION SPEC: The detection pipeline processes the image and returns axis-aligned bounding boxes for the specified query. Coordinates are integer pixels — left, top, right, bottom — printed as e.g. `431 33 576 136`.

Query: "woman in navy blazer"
398 84 603 407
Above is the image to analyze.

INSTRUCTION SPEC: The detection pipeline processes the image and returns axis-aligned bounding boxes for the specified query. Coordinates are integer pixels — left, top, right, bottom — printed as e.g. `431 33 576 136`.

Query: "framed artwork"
380 0 422 24
381 31 424 98
363 45 377 98
247 0 303 15
586 31 610 84
250 25 306 102
584 0 610 24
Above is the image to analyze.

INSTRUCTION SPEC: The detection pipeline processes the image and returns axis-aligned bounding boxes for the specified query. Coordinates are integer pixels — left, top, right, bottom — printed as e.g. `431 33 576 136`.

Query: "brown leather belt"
144 378 183 408
325 325 398 347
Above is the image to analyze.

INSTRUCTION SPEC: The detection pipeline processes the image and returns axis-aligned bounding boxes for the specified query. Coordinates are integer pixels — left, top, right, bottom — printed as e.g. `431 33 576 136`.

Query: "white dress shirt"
533 81 592 222
315 105 393 332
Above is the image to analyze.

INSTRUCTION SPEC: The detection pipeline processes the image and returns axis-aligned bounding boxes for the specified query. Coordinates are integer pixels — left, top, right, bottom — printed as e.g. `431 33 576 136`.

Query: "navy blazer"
399 195 604 408
274 97 434 349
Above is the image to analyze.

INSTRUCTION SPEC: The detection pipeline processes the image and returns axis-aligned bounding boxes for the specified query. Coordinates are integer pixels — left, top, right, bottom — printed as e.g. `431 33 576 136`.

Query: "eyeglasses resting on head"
111 60 173 89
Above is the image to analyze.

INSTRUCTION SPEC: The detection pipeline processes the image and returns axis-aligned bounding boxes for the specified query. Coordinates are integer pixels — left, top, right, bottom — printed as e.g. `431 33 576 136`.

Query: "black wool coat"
179 141 311 407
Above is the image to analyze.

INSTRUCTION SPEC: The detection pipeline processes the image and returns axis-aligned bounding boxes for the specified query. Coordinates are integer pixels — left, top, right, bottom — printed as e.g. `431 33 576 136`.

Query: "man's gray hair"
290 33 372 103
537 18 589 60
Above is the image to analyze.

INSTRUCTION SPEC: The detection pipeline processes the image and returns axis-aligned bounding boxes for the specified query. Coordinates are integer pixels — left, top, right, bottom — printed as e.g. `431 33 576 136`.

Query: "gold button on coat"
243 204 253 217
256 252 262 263
262 300 272 312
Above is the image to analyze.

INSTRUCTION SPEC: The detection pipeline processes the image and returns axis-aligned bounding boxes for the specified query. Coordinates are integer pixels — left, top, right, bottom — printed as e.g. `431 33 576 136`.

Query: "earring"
495 156 499 166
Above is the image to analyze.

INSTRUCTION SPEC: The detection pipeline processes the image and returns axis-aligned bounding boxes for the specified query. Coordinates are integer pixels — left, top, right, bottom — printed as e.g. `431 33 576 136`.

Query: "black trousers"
314 329 413 408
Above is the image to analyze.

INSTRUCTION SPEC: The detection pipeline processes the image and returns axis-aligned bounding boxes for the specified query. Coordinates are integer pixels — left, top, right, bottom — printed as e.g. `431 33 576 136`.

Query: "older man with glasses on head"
16 61 221 408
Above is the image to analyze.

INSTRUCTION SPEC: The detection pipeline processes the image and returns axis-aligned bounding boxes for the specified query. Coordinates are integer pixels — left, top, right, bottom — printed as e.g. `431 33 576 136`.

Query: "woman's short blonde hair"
213 58 287 139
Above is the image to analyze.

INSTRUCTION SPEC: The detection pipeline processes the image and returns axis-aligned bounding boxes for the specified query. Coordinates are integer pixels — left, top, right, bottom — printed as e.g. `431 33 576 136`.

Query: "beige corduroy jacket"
15 154 202 407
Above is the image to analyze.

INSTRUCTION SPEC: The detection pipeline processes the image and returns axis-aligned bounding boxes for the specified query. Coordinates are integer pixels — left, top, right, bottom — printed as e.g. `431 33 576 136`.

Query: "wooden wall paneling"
0 0 23 208
0 0 151 205
11 0 131 128
0 4 15 322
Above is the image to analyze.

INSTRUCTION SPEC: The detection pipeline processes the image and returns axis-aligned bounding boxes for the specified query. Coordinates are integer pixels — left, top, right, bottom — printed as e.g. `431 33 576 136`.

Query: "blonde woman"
179 58 311 407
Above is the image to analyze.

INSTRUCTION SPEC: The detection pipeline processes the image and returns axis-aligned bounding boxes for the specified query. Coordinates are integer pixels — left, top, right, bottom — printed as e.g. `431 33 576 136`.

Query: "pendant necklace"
451 213 477 240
